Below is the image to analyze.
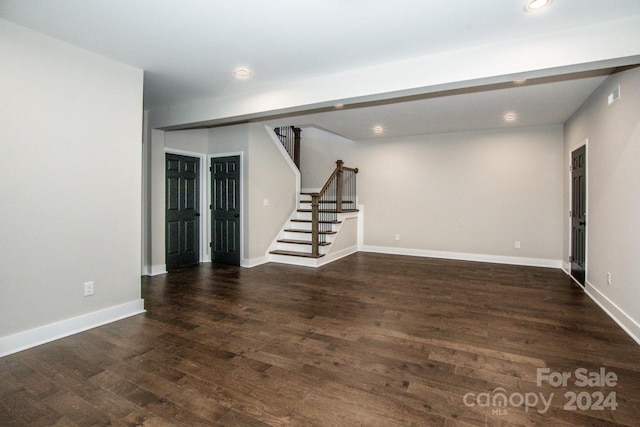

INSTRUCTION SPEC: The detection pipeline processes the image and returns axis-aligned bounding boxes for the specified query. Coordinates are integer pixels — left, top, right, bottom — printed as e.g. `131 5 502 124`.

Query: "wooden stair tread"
269 250 325 258
297 209 338 213
297 209 359 213
277 239 331 246
291 219 341 224
299 200 355 204
284 229 337 235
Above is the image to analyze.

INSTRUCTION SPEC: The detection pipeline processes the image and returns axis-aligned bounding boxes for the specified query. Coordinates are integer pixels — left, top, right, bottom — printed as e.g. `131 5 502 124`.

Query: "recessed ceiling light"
524 0 552 12
514 78 528 85
334 104 345 109
234 68 251 78
504 113 518 122
373 125 384 134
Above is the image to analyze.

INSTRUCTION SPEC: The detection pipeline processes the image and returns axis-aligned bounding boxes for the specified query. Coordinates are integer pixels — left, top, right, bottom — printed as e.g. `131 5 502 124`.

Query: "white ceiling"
2 0 639 138
265 74 609 140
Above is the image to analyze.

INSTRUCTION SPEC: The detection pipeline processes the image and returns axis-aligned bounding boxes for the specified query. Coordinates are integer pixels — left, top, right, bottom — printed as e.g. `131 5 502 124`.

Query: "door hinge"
569 210 572 217
209 166 212 172
209 242 212 248
209 204 212 209
569 255 573 262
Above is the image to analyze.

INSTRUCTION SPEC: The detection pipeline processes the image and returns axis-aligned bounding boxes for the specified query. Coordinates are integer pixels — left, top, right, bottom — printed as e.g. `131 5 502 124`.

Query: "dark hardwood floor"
1 253 640 426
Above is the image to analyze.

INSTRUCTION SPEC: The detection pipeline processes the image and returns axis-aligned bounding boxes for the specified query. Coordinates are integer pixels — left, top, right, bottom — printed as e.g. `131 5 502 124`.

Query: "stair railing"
274 126 301 169
311 160 359 257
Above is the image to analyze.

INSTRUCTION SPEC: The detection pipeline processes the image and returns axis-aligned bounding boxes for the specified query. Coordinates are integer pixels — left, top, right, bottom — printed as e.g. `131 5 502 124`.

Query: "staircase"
270 193 342 258
269 160 359 267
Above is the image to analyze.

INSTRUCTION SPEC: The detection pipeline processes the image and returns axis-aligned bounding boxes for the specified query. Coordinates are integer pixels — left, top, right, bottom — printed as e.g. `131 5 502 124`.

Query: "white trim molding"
585 281 640 346
241 256 270 268
148 264 167 276
357 205 364 250
320 245 358 265
360 245 562 269
0 299 145 358
269 245 358 268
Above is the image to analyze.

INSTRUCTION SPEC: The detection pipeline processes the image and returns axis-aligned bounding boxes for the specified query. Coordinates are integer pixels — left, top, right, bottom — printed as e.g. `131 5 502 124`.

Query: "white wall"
247 125 297 260
166 129 208 153
299 127 356 189
331 218 358 253
0 20 144 342
149 129 167 273
564 67 640 341
355 126 564 265
142 111 151 274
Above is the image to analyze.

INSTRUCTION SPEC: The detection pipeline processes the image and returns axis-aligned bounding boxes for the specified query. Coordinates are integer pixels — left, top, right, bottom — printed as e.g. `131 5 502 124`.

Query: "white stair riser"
290 222 313 231
270 254 320 267
295 212 341 222
282 232 335 242
275 242 328 254
299 202 341 207
295 211 312 221
289 222 337 232
283 232 311 241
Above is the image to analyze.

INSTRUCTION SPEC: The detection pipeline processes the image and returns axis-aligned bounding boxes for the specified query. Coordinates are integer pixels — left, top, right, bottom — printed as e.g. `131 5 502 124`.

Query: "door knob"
234 213 240 218
194 213 201 217
579 221 586 226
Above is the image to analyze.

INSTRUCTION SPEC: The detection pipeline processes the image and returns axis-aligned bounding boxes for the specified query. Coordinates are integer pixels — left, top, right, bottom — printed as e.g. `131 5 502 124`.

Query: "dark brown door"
570 145 586 286
211 156 241 265
166 154 200 270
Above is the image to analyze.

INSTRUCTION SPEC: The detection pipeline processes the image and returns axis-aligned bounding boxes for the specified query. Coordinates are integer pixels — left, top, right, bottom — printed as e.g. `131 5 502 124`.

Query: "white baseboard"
269 254 320 267
0 299 145 358
562 261 570 274
269 245 358 268
317 245 358 266
148 264 167 276
585 281 640 346
241 256 269 268
360 245 562 269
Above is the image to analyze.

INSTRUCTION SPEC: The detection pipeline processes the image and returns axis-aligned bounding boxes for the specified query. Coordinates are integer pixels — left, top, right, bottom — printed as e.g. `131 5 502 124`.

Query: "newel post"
336 159 344 213
311 193 320 257
293 127 301 170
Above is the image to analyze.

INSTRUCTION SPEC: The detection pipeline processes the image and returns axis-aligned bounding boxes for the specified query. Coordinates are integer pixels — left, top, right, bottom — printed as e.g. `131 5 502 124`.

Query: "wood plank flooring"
1 253 640 426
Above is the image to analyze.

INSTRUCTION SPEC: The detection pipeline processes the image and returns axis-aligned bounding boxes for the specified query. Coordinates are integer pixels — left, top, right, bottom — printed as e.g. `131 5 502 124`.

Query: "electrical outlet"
263 198 269 207
84 281 94 296
607 85 621 106
515 241 521 249
607 272 612 286
394 234 400 241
